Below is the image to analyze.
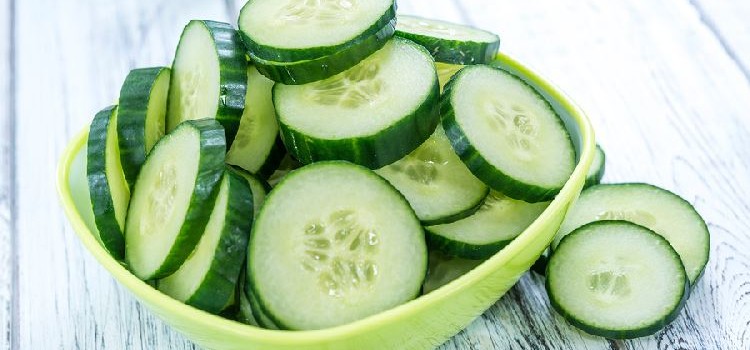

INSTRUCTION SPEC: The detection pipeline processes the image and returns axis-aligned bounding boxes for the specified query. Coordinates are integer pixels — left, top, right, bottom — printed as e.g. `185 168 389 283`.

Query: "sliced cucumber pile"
547 221 689 339
247 162 427 330
425 191 548 259
238 0 396 84
125 119 226 280
396 15 500 65
275 38 440 169
553 183 710 284
442 64 576 202
167 20 247 145
81 0 710 339
87 105 130 260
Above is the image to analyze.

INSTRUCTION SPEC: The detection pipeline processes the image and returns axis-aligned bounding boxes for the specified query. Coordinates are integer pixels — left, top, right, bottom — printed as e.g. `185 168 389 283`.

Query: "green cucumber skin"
276 76 440 169
419 188 488 226
130 119 227 279
87 105 126 260
425 227 514 260
546 221 690 339
118 67 170 188
584 144 606 189
254 136 287 179
182 168 254 314
440 67 571 203
250 20 395 85
169 20 247 146
239 1 397 62
243 278 280 329
395 31 499 65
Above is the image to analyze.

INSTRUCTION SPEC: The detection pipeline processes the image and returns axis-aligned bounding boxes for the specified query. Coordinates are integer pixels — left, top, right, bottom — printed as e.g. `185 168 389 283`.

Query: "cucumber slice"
547 221 689 339
125 119 226 280
267 154 302 187
422 250 482 294
231 167 270 217
87 105 129 259
442 65 575 202
395 15 500 65
117 67 171 188
238 0 395 62
436 62 462 91
247 162 427 330
237 281 259 326
425 191 548 259
275 38 440 169
375 125 488 225
226 66 285 178
157 169 254 314
167 20 247 145
243 279 280 330
552 183 710 284
584 144 606 188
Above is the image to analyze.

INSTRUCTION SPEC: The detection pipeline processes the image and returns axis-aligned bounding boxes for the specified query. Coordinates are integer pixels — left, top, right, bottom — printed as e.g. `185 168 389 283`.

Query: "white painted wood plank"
0 0 12 349
13 0 231 348
435 0 750 349
691 0 750 80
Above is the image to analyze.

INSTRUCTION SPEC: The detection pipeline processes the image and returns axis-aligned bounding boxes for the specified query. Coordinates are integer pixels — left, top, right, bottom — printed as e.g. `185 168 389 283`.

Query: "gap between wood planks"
6 0 18 349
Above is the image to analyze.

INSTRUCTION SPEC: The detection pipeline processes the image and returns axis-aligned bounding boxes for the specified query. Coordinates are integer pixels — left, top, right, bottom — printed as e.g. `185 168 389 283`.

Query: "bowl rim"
56 52 595 344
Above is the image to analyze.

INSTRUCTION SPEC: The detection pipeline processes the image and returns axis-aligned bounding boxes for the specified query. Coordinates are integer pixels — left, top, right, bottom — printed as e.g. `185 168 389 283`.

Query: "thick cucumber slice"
376 125 488 225
395 15 500 65
157 169 254 314
125 119 226 280
422 250 482 294
243 279 281 330
87 105 130 260
238 0 395 62
584 144 606 188
167 20 247 145
226 66 285 178
552 183 710 284
231 167 270 217
237 279 259 326
117 67 171 188
425 191 548 259
247 162 427 330
275 38 440 169
547 221 689 339
436 62 462 91
442 65 575 202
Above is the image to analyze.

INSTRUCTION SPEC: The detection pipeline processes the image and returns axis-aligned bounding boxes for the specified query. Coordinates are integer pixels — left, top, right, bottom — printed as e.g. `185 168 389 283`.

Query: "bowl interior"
57 53 595 350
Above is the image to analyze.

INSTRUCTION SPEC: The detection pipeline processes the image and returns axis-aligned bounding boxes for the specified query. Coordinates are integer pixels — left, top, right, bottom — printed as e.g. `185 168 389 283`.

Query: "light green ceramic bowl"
57 53 595 350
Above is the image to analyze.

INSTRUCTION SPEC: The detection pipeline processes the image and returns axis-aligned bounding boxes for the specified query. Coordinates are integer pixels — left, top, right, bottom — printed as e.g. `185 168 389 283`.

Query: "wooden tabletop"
2 0 749 349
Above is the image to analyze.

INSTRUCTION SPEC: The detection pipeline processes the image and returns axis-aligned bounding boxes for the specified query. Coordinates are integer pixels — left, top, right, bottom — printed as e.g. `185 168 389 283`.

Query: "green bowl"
56 53 595 350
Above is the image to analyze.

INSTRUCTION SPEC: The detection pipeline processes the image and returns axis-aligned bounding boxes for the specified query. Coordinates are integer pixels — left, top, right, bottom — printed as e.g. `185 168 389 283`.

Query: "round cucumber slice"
395 15 500 65
425 191 548 259
547 221 689 339
552 183 710 285
584 144 606 188
247 162 427 330
442 64 575 202
275 38 440 169
375 125 488 225
87 105 129 260
238 0 395 62
125 119 226 280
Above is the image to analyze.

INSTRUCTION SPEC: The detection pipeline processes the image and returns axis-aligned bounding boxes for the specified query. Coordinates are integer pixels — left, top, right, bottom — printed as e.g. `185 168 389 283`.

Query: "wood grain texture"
12 0 750 349
690 0 750 81
1 0 12 347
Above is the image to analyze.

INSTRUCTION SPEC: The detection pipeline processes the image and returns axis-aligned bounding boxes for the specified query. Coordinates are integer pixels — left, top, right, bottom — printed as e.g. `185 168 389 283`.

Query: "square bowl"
57 53 595 350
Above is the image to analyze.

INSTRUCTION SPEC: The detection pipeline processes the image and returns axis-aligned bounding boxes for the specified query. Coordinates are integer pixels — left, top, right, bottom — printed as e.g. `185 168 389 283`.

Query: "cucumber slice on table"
238 0 395 62
247 162 427 330
584 144 606 188
275 38 440 169
158 168 254 314
226 66 285 178
395 15 500 65
552 183 710 284
442 64 575 202
117 67 171 187
126 119 226 280
425 191 548 259
87 105 129 260
547 221 689 339
167 20 247 145
376 125 488 225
